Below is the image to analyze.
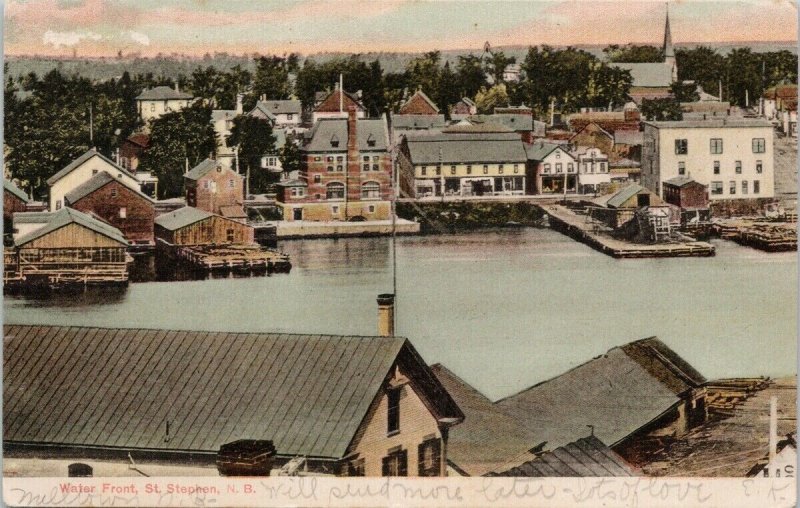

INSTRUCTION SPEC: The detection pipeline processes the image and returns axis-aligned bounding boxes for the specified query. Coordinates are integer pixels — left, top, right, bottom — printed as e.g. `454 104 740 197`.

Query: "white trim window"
361 181 380 199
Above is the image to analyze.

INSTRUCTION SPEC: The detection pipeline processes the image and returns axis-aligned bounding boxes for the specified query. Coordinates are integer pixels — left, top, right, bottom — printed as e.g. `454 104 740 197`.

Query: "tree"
278 139 302 179
475 84 509 114
725 48 762 107
603 44 663 63
252 56 291 101
226 115 277 195
456 54 487 99
139 103 217 199
675 46 725 99
641 98 682 121
670 81 700 103
437 61 461 117
486 51 516 84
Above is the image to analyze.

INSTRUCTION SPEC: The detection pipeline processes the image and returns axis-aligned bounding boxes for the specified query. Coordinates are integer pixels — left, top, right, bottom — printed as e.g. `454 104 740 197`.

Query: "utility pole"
89 103 93 146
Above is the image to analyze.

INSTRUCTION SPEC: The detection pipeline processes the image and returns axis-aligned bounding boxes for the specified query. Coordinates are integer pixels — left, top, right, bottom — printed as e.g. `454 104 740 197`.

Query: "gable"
21 222 126 249
399 92 439 115
315 90 365 113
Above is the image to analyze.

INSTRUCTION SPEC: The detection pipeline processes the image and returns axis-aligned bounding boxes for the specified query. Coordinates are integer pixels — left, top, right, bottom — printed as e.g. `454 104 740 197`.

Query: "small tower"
663 4 677 82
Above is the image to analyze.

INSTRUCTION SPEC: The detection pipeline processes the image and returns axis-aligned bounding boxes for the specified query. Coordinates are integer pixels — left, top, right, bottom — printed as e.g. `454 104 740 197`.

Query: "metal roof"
609 62 673 88
11 212 53 224
184 159 232 181
154 206 214 231
136 86 193 101
64 171 154 205
302 118 388 153
4 179 29 202
46 149 138 186
405 132 526 165
431 364 540 476
605 183 648 208
254 100 302 116
3 324 461 459
491 436 637 477
391 114 447 130
468 114 534 132
664 176 704 188
644 118 774 129
613 129 643 145
524 141 571 161
497 337 705 450
14 207 128 247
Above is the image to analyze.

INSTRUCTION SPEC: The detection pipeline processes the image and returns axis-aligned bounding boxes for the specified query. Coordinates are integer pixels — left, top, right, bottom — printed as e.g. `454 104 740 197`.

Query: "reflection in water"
279 236 391 273
4 284 128 308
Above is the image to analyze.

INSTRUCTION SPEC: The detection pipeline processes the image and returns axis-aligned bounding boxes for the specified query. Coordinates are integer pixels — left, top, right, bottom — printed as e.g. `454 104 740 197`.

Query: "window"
742 180 748 194
336 165 343 172
287 114 293 121
713 161 720 175
466 165 472 175
314 175 321 183
756 160 763 174
729 180 736 195
711 181 723 195
567 163 574 173
332 205 339 214
674 139 688 155
111 188 118 198
735 161 742 174
150 103 155 112
421 167 427 176
710 138 723 154
499 164 504 174
92 169 99 175
555 163 562 173
362 182 380 199
435 166 441 176
387 388 401 434
450 165 457 175
752 138 766 153
229 179 235 188
55 200 62 210
678 162 686 175
373 156 379 162
314 156 322 162
337 156 344 162
119 207 127 219
363 163 370 171
204 180 210 189
543 163 550 174
600 162 606 172
327 156 334 162
513 164 519 174
368 205 375 213
483 165 489 175
363 156 370 162
382 448 407 477
326 182 345 200
754 180 760 194
418 438 442 477
226 229 234 242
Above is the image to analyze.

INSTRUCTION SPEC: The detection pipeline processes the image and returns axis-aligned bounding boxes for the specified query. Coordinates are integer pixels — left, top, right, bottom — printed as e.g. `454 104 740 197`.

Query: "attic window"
367 134 376 147
330 134 339 147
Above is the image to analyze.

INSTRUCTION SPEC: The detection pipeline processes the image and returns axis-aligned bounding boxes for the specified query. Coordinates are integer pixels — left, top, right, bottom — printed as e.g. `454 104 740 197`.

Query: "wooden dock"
712 220 797 252
173 244 291 273
543 205 715 259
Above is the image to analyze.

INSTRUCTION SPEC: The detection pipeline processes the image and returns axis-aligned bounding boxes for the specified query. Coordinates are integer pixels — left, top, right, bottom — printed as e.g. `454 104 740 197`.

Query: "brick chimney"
377 294 395 337
347 106 361 203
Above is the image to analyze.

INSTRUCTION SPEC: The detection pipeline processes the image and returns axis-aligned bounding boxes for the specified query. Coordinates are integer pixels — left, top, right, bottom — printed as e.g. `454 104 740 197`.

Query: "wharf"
275 219 420 239
173 244 291 273
543 204 715 259
712 219 797 252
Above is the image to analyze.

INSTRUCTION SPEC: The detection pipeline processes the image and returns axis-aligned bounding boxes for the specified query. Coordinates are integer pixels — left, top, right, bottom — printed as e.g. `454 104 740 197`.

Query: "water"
4 228 796 400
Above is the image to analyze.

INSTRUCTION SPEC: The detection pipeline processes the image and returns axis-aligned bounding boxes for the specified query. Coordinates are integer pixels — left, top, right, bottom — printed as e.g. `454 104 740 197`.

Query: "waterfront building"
4 207 129 286
135 85 194 128
465 114 537 143
312 87 366 123
640 118 775 201
574 146 611 195
184 159 246 218
567 103 641 135
64 171 156 247
154 206 254 247
46 149 144 212
399 127 527 198
591 183 667 229
3 300 464 477
398 90 440 115
3 180 29 242
662 176 709 209
497 337 707 467
524 140 577 195
277 108 392 222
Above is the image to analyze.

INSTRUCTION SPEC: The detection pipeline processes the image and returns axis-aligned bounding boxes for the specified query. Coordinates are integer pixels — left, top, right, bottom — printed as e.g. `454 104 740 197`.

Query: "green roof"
606 184 647 208
4 180 29 203
154 206 214 231
184 159 231 181
15 207 128 247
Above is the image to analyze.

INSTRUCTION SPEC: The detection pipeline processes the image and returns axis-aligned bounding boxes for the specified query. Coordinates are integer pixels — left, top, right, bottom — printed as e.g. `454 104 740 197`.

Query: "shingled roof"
497 337 705 451
430 364 540 476
3 324 462 460
405 132 526 165
302 118 388 152
46 149 137 186
154 206 214 231
135 86 193 101
64 171 154 205
14 207 128 247
609 62 673 88
4 180 29 203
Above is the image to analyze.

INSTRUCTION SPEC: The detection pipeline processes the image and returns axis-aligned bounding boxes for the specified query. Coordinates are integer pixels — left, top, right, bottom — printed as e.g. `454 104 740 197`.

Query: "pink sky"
4 0 798 57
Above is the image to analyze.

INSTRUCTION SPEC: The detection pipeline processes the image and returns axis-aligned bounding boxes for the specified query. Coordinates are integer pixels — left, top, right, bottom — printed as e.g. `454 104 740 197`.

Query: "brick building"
277 108 392 222
4 180 29 242
64 172 155 246
312 88 366 123
661 176 709 209
398 90 440 115
184 159 246 218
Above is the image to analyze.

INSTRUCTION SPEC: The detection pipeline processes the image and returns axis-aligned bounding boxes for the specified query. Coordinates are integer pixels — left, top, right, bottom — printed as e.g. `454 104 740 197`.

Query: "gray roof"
468 114 534 132
154 206 214 231
405 132 527 165
14 207 128 247
249 103 276 121
254 100 302 116
211 109 237 123
3 324 462 459
12 212 53 224
64 171 154 205
605 183 648 208
497 337 705 450
46 149 137 186
431 364 540 476
613 129 643 145
392 114 447 130
610 62 673 88
664 176 704 188
136 86 193 101
276 179 307 188
302 118 388 153
490 436 636 477
644 118 774 129
184 159 235 181
524 141 571 161
4 180 29 202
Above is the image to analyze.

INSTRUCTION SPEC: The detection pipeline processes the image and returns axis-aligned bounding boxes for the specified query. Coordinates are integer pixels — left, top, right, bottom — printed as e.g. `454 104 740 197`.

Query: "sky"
3 0 798 57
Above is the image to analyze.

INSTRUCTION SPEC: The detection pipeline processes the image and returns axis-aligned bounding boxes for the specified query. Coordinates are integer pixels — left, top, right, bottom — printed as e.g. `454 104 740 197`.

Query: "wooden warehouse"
4 207 130 287
154 206 254 247
3 180 29 244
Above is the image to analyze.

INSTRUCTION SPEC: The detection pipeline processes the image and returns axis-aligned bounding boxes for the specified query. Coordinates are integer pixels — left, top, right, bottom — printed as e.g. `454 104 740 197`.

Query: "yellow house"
135 85 194 128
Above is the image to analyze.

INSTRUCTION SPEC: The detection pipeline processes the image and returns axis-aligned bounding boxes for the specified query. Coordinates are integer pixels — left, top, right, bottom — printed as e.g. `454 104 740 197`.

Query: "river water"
4 228 797 400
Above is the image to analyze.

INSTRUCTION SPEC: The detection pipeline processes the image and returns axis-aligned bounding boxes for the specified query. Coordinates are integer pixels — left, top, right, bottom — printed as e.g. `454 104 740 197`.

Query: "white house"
251 98 303 128
641 118 775 201
525 141 578 194
573 147 610 195
46 149 142 211
135 85 194 128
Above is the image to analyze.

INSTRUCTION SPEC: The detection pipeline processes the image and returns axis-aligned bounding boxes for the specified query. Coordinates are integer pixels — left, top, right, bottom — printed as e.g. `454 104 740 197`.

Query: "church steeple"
663 3 677 82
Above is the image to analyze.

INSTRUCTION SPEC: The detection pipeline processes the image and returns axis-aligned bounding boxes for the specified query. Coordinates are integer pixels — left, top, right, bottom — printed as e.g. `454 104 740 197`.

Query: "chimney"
236 93 244 115
346 106 360 204
175 82 179 92
377 294 395 337
769 396 778 463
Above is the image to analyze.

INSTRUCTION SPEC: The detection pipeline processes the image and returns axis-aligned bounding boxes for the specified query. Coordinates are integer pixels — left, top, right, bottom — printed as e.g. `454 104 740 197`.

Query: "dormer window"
367 134 376 147
330 134 339 147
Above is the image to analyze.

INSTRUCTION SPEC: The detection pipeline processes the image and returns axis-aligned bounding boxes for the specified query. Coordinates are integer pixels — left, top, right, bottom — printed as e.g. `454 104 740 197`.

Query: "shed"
4 180 29 238
154 206 254 246
662 176 709 210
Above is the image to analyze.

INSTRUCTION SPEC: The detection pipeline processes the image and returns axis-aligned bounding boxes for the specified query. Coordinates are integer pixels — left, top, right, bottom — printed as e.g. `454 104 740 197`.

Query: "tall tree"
641 98 682 121
670 81 700 103
252 56 291 101
475 84 509 114
603 44 663 63
456 54 487 99
675 46 725 99
226 115 277 195
486 50 516 84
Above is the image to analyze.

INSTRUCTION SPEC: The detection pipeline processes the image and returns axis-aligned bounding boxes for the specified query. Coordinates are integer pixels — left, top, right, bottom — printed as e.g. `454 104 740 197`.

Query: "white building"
135 85 194 128
525 141 578 195
641 118 775 200
573 147 610 195
251 98 303 128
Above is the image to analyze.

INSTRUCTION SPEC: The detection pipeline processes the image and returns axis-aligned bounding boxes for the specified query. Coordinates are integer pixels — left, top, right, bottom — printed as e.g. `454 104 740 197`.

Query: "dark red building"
662 176 709 209
4 180 29 243
64 171 156 246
